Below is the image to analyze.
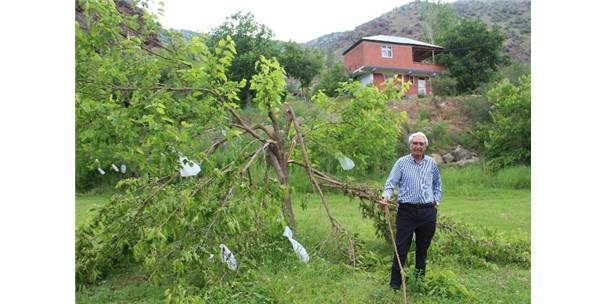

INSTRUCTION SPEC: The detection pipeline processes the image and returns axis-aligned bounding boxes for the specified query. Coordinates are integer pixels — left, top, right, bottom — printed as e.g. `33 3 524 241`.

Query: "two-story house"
343 35 446 96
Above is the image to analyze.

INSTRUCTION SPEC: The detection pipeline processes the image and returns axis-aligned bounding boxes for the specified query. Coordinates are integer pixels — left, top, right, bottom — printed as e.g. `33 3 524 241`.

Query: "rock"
454 157 480 167
442 153 455 163
453 146 474 161
431 153 444 165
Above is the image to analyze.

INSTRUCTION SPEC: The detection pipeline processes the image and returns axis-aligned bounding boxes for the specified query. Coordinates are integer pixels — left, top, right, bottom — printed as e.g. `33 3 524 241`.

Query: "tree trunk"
281 162 296 230
266 145 297 230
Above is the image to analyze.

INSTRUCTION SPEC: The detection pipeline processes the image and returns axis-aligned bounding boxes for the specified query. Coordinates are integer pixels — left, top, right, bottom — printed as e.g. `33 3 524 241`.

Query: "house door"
418 79 426 95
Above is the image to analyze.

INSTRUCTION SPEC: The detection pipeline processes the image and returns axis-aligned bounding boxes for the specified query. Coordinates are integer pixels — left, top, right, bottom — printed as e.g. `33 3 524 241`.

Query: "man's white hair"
408 131 429 147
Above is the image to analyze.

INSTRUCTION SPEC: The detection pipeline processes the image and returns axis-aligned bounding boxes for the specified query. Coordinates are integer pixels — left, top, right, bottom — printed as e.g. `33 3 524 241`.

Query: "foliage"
497 59 531 85
277 41 323 91
477 75 531 170
207 11 279 106
76 2 364 297
250 56 287 112
313 63 349 97
76 173 287 287
419 0 460 45
408 269 475 301
306 79 403 174
76 0 244 182
75 0 290 291
431 75 458 97
436 19 507 94
77 167 531 303
76 2 530 302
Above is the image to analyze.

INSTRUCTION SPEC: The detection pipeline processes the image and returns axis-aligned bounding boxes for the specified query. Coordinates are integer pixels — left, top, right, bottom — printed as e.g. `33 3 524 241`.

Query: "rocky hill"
304 0 530 64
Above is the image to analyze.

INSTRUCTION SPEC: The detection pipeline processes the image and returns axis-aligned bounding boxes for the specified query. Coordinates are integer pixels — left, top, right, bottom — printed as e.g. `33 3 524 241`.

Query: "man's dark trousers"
390 204 437 288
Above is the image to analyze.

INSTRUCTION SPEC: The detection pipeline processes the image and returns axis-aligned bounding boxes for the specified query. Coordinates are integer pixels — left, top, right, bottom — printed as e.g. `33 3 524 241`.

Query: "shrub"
408 268 475 301
431 75 458 96
313 63 348 97
461 95 491 125
477 75 531 170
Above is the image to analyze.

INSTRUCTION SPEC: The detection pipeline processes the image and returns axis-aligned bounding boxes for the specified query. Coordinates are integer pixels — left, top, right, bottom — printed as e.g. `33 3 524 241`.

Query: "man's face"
410 135 427 158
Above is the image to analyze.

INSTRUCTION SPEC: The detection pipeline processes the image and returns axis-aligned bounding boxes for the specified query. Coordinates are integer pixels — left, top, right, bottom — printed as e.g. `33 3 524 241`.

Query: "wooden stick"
384 205 407 304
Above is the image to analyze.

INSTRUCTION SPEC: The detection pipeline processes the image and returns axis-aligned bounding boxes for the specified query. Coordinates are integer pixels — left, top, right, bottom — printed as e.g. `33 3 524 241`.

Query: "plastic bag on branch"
282 226 310 263
95 159 105 175
219 244 238 271
179 156 201 177
336 155 355 171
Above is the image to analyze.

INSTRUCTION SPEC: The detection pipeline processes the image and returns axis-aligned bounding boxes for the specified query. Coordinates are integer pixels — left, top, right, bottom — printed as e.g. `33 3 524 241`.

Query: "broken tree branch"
286 103 356 265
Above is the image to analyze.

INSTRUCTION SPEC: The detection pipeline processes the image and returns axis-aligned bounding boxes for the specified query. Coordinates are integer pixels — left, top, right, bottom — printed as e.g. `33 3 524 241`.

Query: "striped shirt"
382 154 442 204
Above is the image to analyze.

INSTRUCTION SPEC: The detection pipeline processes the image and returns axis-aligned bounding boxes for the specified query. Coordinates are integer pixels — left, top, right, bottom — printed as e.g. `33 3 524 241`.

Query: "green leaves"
250 56 286 113
477 75 531 169
436 19 507 94
306 80 401 173
76 1 242 182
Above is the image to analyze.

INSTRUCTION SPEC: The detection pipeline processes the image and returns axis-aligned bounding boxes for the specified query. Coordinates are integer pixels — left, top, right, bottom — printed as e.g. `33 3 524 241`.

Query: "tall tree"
314 63 348 97
419 0 459 45
277 41 323 98
207 11 279 107
436 19 507 93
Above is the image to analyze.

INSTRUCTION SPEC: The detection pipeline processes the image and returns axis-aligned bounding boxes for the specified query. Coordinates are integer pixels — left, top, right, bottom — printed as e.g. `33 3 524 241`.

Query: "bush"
432 75 458 96
433 217 531 268
477 75 531 170
408 268 475 301
498 60 531 85
461 95 491 125
313 63 348 97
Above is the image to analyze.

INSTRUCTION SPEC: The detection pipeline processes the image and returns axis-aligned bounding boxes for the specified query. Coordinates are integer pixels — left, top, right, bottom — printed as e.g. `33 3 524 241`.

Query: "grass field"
76 166 530 303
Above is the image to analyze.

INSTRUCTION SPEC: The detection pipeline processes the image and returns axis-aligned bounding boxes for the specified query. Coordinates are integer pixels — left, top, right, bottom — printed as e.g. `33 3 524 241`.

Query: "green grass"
76 191 112 228
76 166 530 303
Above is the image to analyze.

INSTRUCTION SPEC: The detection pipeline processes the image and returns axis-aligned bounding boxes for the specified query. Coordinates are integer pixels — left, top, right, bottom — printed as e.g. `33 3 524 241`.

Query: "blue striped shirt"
382 154 442 204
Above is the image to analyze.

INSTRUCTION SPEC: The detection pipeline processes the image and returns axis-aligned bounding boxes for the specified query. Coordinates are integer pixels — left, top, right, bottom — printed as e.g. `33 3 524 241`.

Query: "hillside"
305 0 530 64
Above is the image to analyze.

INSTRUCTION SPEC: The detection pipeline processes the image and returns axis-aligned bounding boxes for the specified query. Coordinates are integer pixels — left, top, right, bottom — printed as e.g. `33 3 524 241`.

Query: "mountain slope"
305 0 530 64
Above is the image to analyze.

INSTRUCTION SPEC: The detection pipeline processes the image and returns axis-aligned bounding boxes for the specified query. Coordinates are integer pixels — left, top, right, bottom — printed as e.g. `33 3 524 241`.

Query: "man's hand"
379 197 389 209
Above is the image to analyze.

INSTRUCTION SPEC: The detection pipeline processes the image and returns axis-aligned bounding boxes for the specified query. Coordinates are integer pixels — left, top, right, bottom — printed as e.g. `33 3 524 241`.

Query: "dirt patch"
388 97 473 134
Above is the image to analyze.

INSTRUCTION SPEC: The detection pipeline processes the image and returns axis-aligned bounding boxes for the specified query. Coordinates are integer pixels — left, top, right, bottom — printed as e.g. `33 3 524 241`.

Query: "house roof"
342 35 443 55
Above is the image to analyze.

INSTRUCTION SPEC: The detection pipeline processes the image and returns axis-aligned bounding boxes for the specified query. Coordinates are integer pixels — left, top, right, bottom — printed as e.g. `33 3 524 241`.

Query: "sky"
149 0 452 43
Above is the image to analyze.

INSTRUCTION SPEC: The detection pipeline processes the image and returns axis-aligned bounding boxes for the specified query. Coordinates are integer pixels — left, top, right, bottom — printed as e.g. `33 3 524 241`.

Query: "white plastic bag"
179 156 201 177
336 155 355 170
95 159 106 175
219 244 238 271
283 226 310 263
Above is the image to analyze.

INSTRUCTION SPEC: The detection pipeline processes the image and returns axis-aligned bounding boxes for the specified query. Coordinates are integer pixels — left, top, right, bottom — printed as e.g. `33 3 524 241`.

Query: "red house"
343 35 446 96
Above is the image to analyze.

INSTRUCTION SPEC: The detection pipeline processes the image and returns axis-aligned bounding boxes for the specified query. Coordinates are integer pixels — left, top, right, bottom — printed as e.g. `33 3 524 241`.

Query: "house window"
381 45 392 58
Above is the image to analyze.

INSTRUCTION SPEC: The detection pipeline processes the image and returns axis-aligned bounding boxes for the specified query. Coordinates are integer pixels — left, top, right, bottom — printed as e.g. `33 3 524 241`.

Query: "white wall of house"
358 73 374 86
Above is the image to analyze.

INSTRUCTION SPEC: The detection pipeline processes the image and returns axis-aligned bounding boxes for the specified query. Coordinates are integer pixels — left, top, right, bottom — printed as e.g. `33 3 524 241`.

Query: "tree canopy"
277 41 323 91
207 11 279 106
437 19 507 94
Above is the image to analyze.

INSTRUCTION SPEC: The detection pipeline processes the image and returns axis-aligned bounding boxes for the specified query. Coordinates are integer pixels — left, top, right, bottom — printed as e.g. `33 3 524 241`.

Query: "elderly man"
380 131 442 290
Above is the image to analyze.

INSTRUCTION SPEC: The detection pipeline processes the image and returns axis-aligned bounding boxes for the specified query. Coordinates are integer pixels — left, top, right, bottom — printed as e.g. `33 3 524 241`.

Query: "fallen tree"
76 2 529 302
